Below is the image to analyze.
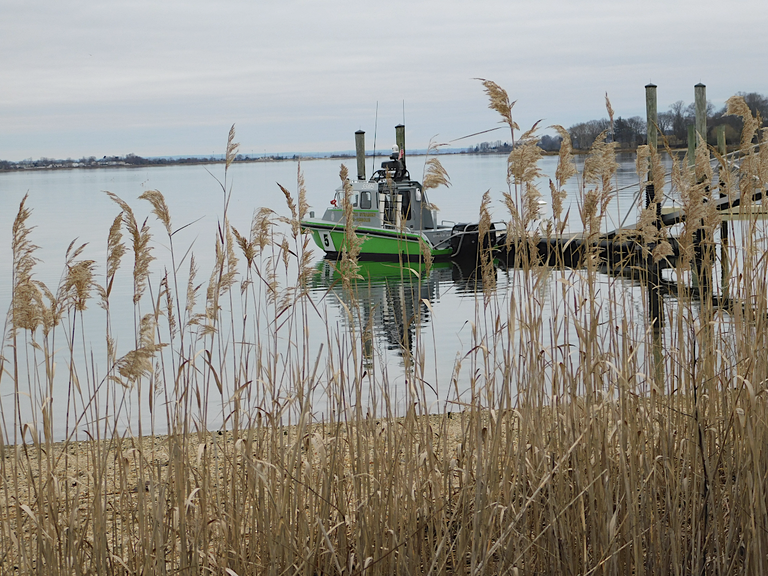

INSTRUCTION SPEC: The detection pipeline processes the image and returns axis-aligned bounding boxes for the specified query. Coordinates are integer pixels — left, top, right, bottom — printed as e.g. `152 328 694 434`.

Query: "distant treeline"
568 91 768 150
467 134 563 154
467 91 768 154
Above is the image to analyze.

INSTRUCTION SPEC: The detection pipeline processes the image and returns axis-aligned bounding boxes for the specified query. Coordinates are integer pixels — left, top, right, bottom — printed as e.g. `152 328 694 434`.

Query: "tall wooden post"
645 83 659 214
718 124 729 302
687 125 696 167
645 83 661 229
694 83 711 302
645 83 663 329
695 83 708 144
646 83 658 151
716 124 726 155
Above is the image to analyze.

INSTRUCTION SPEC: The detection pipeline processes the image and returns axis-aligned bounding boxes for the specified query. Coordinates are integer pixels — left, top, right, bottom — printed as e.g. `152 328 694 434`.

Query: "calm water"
0 153 668 439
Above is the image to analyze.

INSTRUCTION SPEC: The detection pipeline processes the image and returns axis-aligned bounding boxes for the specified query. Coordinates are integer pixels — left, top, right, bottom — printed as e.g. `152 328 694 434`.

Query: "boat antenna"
371 101 378 178
449 126 504 143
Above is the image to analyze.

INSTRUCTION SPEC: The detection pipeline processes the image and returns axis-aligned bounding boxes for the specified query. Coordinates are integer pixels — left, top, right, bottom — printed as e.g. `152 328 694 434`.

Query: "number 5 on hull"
320 231 334 251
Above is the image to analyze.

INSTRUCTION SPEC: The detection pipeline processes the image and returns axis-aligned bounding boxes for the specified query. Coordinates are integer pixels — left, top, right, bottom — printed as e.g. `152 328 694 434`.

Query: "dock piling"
694 83 713 303
717 124 730 301
645 83 664 329
695 83 707 144
688 125 696 167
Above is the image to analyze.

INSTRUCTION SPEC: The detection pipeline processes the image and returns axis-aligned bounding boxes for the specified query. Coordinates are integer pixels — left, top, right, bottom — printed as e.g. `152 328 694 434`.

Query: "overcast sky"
2 0 767 161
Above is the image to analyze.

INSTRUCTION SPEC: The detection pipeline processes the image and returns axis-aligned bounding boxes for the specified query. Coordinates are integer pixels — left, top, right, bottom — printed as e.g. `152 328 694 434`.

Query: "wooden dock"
488 82 767 327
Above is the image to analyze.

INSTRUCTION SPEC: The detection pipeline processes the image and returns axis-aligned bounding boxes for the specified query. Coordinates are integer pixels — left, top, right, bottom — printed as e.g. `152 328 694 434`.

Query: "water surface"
0 153 683 438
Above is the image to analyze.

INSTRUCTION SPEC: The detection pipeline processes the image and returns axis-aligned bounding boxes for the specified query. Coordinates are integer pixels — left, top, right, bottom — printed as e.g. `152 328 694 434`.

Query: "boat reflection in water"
311 258 497 364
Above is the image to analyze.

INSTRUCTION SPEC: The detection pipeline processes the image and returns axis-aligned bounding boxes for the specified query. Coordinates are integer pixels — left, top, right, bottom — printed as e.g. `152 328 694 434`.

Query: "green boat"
301 125 484 262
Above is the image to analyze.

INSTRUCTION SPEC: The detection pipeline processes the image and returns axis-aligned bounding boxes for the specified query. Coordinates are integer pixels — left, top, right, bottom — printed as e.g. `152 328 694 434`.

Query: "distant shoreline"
0 146 694 175
0 154 338 174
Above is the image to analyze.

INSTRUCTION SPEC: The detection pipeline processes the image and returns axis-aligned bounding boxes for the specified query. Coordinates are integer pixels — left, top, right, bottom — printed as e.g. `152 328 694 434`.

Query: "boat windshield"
334 191 359 207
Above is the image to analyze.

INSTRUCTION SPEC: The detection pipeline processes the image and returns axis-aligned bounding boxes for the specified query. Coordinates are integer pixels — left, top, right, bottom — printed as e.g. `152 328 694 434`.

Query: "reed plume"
418 237 433 276
477 78 519 145
727 95 759 153
106 191 155 304
203 223 239 334
635 144 672 262
605 91 615 139
477 190 496 295
635 145 663 254
225 123 240 171
113 314 163 384
504 120 544 268
549 125 576 234
11 194 43 333
338 163 362 288
293 163 315 287
422 139 451 193
103 212 126 304
583 130 617 200
139 189 172 236
160 271 177 338
509 121 544 229
669 151 696 268
57 242 96 312
277 183 300 238
232 226 256 269
252 206 275 252
184 255 205 330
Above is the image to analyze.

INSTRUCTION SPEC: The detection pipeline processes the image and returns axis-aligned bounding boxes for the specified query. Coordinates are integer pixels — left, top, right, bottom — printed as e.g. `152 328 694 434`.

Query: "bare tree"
568 119 610 149
668 100 689 142
657 111 674 135
737 92 768 123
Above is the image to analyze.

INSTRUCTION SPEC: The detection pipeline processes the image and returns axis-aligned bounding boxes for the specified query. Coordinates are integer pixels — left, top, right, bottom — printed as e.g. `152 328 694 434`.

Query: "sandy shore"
1 411 486 510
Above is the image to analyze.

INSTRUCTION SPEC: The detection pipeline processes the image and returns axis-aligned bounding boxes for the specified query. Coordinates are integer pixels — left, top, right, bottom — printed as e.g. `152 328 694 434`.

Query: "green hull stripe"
303 222 452 258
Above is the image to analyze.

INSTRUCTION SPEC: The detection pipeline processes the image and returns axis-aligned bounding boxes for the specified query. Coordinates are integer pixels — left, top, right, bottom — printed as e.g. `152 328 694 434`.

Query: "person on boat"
382 145 406 180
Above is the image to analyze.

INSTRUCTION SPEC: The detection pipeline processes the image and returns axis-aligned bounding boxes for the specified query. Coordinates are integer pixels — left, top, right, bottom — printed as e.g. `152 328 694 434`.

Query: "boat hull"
301 220 453 262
